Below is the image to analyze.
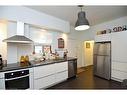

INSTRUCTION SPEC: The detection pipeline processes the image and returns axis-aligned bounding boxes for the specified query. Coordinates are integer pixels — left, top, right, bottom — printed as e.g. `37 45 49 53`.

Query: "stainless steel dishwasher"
68 59 77 78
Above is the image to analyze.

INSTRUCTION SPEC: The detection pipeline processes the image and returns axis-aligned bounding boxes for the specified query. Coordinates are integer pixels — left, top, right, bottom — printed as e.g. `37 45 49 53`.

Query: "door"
84 40 94 67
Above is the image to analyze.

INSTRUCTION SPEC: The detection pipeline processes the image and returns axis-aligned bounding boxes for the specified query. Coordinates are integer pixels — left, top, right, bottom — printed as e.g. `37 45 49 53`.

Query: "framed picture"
43 45 51 53
86 42 90 48
58 38 64 48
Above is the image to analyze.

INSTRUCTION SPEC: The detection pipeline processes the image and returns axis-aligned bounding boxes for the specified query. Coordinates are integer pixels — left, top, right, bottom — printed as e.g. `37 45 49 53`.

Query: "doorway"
84 40 94 67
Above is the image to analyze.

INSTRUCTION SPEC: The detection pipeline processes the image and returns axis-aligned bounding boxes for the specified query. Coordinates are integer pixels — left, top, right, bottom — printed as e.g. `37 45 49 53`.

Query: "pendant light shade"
75 6 90 31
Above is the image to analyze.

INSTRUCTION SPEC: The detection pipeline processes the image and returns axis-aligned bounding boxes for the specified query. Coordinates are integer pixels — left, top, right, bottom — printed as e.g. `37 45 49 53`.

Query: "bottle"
0 54 3 66
43 53 46 60
25 55 29 63
20 56 25 63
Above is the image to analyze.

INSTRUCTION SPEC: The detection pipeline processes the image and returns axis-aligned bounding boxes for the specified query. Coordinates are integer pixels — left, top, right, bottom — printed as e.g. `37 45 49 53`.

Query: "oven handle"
5 74 29 81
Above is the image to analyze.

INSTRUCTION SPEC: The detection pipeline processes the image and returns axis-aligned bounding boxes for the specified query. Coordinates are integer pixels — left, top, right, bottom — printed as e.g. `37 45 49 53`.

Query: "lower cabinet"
0 72 5 89
33 62 68 89
34 75 56 89
55 71 68 83
112 69 127 82
111 61 127 82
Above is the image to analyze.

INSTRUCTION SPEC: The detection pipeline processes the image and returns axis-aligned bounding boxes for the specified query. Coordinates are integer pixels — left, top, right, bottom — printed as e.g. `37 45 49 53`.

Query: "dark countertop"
0 57 77 72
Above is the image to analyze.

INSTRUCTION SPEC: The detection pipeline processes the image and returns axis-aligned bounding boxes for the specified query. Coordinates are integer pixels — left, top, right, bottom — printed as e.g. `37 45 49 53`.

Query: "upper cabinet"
94 34 111 42
29 27 53 44
0 6 70 33
111 31 127 62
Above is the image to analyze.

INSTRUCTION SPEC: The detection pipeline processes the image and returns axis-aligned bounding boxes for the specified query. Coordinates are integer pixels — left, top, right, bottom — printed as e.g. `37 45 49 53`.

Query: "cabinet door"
111 61 127 81
0 73 5 89
112 61 127 72
112 69 127 82
34 74 55 89
54 62 68 73
34 64 55 79
112 31 127 62
0 79 5 89
95 34 111 42
55 71 68 83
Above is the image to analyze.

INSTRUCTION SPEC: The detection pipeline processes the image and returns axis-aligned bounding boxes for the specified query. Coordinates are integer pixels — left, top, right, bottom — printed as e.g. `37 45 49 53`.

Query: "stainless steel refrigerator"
93 41 111 80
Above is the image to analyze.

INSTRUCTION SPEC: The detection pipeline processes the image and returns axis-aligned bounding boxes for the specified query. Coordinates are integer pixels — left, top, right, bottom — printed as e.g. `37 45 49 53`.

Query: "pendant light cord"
78 5 83 12
81 7 82 12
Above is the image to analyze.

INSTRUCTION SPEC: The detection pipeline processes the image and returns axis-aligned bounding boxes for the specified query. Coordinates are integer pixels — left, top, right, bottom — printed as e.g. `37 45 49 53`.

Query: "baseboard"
78 65 93 69
111 77 122 82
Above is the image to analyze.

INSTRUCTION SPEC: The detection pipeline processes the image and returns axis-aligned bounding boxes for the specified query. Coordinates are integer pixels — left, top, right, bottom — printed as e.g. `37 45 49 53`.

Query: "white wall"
0 6 70 33
80 16 127 67
67 26 82 67
0 21 7 60
5 21 81 64
6 21 32 63
0 6 84 67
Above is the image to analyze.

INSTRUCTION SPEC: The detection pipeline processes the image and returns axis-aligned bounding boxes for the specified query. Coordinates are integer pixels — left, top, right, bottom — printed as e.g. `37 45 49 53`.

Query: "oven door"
5 70 30 89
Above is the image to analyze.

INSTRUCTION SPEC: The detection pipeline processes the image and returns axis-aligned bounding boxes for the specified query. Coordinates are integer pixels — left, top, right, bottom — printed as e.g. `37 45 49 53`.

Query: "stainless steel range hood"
3 21 33 43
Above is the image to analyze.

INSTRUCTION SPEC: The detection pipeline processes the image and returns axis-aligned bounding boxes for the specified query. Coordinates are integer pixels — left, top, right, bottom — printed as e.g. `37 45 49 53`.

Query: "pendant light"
75 5 90 31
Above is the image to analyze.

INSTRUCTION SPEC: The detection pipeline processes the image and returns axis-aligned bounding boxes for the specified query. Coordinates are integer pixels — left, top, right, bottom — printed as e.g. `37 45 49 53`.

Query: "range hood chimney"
3 21 33 43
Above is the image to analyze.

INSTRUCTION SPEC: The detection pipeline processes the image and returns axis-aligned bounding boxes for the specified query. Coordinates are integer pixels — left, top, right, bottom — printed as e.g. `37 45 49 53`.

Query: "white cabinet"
29 68 34 89
34 74 56 89
111 31 127 62
112 61 127 72
112 61 127 82
0 6 70 33
55 71 68 83
112 69 127 82
34 64 56 79
111 31 127 81
33 64 56 89
54 62 68 73
33 61 68 89
94 34 111 42
54 62 68 83
0 72 5 89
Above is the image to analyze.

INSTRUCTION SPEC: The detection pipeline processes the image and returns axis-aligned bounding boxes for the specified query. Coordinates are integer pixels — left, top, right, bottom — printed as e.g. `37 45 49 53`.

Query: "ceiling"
27 6 127 26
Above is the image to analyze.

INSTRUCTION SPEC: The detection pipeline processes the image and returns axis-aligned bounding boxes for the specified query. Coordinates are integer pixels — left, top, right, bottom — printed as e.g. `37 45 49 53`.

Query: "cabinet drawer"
55 71 68 83
34 74 55 89
112 61 127 72
55 62 68 73
112 69 127 81
34 64 56 79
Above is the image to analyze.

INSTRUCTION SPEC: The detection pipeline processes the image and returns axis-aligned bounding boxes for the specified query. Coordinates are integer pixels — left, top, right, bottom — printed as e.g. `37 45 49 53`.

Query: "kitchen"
0 6 127 90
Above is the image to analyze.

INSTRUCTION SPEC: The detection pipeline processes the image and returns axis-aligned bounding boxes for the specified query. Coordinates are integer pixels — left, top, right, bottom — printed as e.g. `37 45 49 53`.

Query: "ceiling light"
75 5 90 31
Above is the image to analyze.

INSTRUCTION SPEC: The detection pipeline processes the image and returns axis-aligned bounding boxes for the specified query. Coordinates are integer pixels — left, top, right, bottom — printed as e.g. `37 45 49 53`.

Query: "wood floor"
47 66 124 89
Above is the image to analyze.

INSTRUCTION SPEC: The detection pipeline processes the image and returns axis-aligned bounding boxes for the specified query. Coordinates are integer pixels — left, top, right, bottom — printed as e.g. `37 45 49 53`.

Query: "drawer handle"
56 70 67 74
35 74 55 80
